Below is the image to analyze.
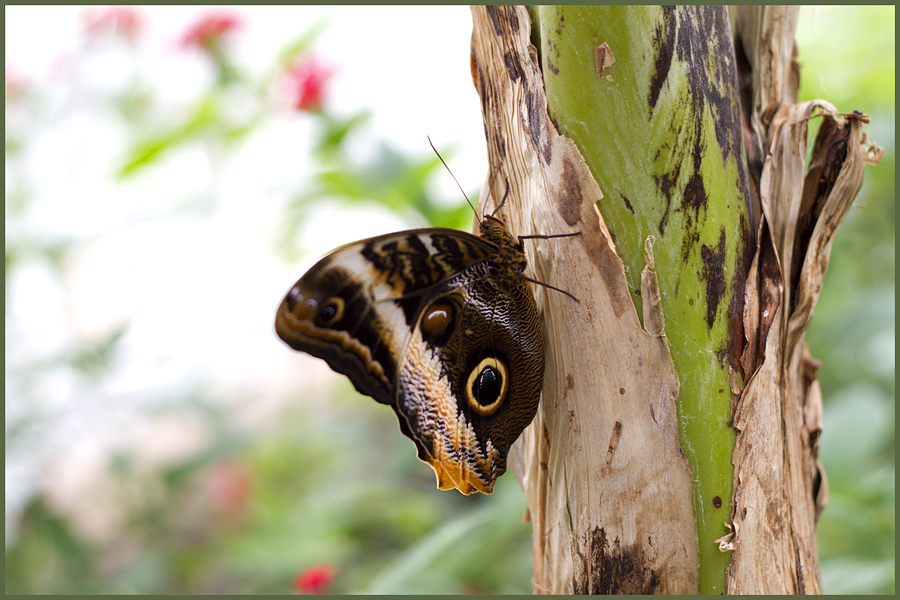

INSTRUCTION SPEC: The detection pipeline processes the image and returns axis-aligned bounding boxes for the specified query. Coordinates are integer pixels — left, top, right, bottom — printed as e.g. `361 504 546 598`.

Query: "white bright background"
6 5 485 541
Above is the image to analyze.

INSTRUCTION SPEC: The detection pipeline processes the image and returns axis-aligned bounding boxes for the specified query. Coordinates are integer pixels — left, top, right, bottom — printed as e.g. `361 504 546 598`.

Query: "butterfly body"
275 215 543 494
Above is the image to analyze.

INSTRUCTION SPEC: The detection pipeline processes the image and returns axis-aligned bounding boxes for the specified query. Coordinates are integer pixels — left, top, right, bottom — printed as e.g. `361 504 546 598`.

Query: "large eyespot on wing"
465 356 508 417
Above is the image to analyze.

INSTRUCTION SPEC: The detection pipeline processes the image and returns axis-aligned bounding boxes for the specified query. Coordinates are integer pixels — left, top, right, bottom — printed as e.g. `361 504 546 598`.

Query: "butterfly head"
478 214 515 245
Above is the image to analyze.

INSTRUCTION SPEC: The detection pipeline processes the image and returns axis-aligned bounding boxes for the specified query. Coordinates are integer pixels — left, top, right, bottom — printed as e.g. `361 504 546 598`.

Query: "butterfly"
275 176 578 494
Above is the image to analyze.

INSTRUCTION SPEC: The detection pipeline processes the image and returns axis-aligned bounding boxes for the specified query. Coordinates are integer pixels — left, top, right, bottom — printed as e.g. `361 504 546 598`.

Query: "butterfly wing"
396 263 544 494
275 224 544 495
275 228 499 406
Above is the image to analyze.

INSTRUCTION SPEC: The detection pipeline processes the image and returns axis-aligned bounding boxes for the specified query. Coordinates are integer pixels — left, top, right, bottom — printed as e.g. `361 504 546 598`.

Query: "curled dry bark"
469 5 877 594
728 99 867 595
729 6 875 594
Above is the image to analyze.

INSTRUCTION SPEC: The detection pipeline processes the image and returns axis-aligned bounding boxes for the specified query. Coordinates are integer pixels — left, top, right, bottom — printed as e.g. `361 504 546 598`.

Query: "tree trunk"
469 5 874 594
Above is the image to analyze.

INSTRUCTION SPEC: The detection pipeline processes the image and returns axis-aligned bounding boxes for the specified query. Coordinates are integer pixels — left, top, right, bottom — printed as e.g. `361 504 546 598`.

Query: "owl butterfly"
275 185 577 494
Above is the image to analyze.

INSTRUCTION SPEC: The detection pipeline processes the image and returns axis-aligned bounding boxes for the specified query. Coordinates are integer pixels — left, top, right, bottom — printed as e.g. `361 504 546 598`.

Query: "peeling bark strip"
593 43 614 78
471 6 698 594
728 7 873 594
729 103 863 595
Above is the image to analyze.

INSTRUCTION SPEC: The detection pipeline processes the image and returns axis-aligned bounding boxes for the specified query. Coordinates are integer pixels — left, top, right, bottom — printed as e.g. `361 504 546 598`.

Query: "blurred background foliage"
4 6 893 594
796 7 895 594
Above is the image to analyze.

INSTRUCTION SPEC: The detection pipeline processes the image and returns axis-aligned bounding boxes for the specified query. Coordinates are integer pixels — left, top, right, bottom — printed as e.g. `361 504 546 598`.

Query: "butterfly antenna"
428 135 477 217
489 178 510 218
520 275 580 302
517 230 582 302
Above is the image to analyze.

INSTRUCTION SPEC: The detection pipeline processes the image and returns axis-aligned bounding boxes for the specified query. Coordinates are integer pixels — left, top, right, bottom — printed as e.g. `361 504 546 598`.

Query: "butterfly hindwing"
397 268 543 494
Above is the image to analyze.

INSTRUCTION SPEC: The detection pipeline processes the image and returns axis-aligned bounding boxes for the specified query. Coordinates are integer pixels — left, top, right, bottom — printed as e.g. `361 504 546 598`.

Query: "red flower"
284 57 334 112
293 564 335 595
180 11 241 52
5 63 28 102
83 6 143 41
204 460 252 514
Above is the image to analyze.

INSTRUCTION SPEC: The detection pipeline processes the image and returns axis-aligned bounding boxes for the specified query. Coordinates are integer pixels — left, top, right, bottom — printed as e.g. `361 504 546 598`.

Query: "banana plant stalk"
470 5 873 594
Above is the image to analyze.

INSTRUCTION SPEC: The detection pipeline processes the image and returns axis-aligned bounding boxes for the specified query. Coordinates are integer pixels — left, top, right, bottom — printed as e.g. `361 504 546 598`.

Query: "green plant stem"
532 6 751 593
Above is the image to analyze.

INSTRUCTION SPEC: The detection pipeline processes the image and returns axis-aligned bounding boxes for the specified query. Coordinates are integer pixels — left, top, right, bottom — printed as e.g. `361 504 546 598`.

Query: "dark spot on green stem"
649 6 676 113
700 229 727 330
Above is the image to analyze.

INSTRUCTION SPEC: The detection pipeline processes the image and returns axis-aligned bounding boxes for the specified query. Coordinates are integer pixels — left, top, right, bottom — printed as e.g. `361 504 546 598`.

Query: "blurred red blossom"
292 564 336 595
5 63 28 101
83 6 143 41
180 11 242 52
284 57 334 112
203 459 252 517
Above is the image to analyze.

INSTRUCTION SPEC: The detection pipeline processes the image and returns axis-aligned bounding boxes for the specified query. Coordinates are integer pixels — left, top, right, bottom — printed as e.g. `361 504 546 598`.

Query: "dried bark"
725 7 875 593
